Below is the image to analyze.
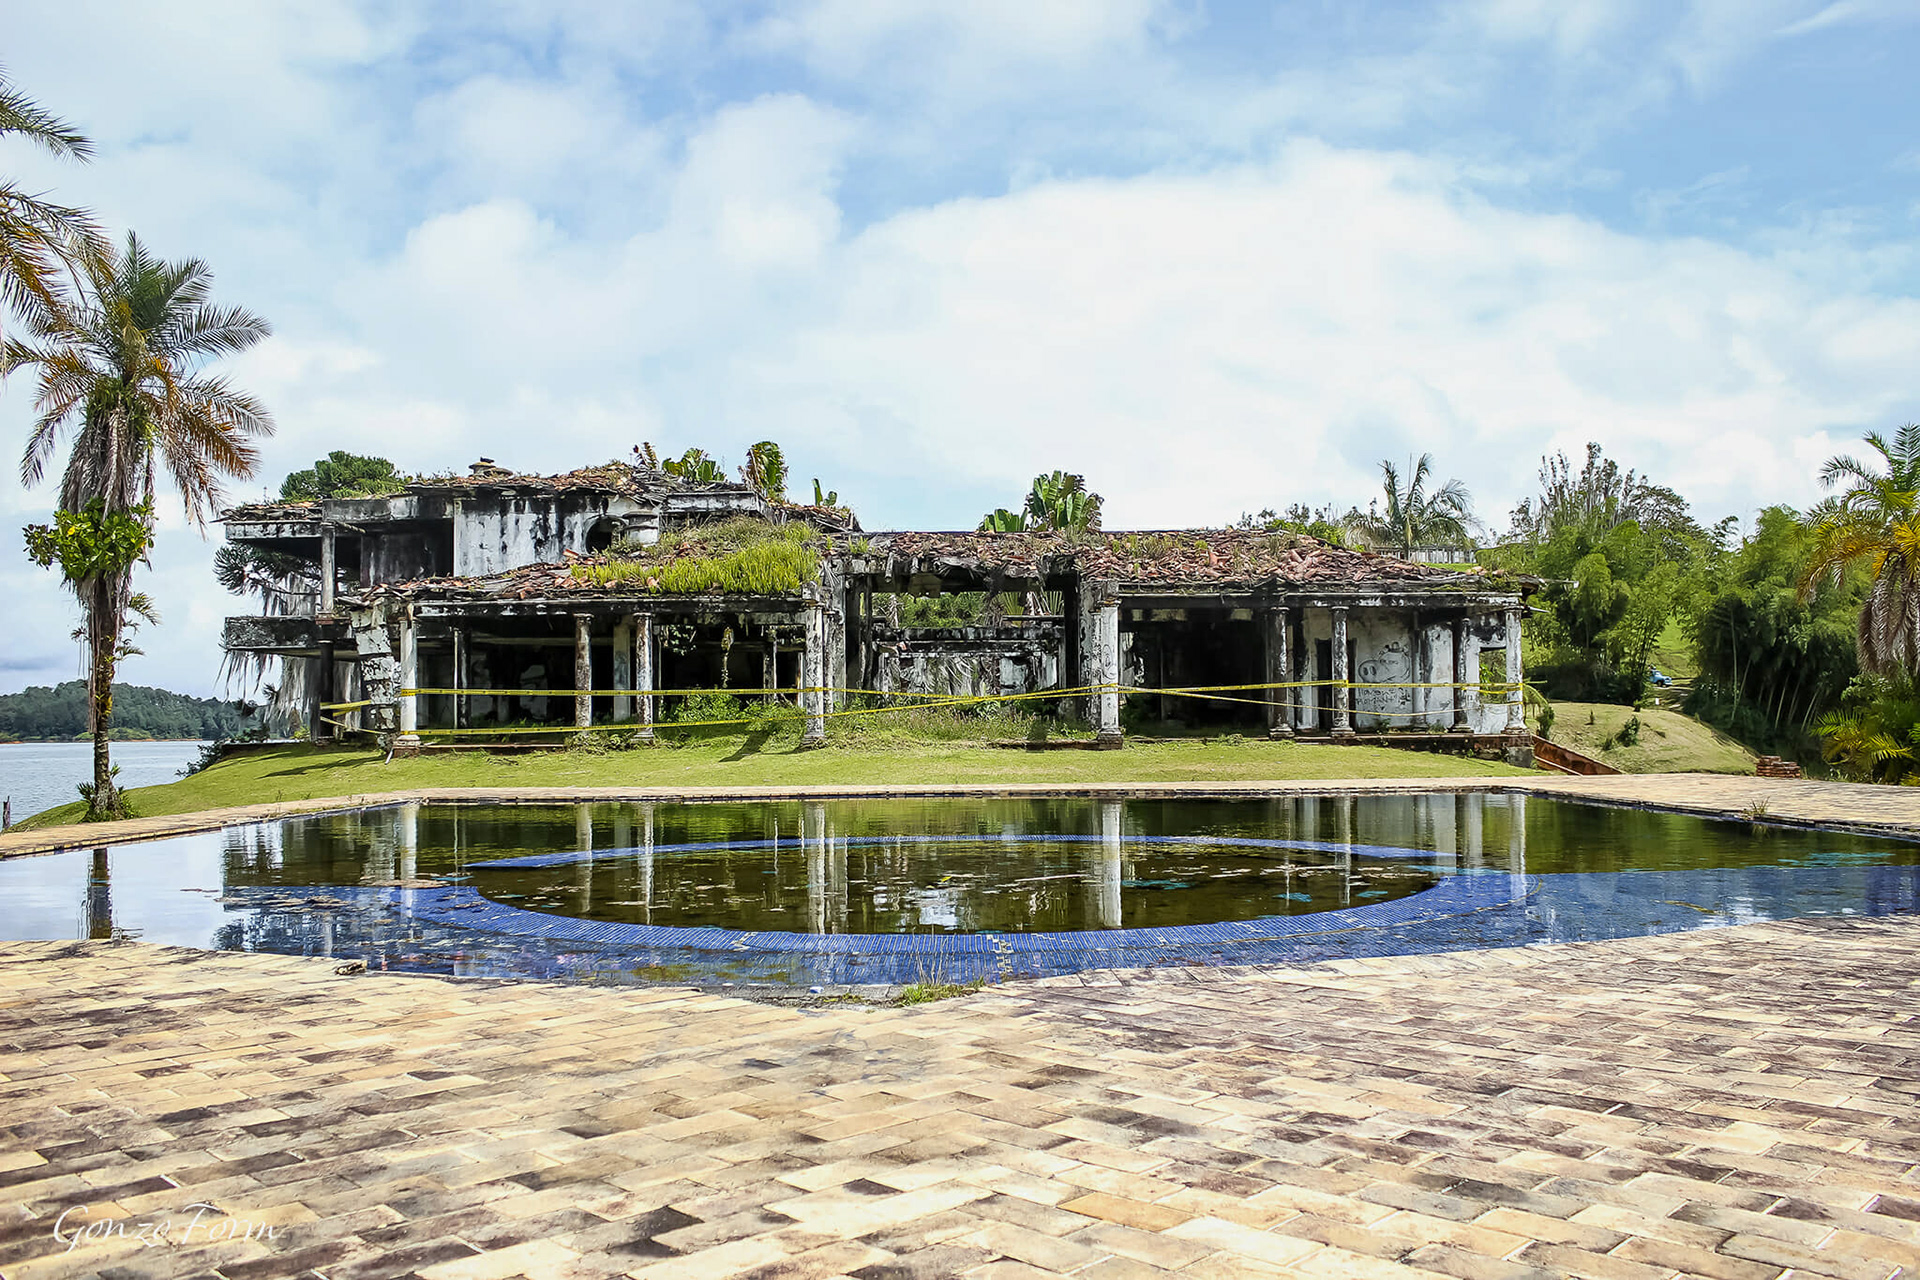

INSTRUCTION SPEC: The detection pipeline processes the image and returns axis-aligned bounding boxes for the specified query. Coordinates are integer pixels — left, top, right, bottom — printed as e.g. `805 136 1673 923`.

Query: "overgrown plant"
575 518 824 595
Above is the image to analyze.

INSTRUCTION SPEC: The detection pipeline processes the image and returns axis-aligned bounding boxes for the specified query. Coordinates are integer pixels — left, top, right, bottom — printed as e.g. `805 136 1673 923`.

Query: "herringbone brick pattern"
2 916 1917 1279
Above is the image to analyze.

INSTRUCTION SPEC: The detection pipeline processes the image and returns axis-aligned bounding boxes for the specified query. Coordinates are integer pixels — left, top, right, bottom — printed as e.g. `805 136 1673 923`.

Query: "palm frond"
0 68 92 159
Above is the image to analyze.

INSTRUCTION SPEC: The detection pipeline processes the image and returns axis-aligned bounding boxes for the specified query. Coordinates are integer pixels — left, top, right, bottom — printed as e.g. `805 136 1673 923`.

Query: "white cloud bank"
4 1 1920 696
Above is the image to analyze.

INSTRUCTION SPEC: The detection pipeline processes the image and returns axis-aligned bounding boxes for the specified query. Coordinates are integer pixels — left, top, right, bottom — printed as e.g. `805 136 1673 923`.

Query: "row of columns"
382 596 1520 748
1261 605 1527 739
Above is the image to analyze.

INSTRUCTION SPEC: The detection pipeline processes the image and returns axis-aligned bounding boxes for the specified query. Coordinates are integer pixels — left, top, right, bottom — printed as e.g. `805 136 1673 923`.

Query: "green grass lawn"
1648 617 1699 685
1542 701 1753 775
17 734 1532 830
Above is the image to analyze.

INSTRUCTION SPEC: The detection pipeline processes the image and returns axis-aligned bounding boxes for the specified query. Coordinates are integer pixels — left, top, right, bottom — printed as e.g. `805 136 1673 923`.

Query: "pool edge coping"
6 774 1920 859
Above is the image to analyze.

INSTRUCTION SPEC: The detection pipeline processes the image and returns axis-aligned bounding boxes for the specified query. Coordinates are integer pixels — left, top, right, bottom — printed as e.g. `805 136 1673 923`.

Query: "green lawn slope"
17 736 1532 829
1543 701 1755 775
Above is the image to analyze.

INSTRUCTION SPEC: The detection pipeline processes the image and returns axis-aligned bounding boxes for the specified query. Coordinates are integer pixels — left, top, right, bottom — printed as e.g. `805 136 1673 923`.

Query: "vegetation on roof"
571 517 825 595
280 451 408 500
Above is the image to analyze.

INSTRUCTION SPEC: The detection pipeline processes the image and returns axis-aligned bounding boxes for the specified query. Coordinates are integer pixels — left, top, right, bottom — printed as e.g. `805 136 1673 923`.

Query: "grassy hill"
1543 701 1755 775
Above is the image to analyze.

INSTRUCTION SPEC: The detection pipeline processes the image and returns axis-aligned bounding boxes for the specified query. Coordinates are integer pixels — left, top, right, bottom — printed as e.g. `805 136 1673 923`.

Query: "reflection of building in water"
803 802 847 933
1083 802 1123 929
575 803 593 911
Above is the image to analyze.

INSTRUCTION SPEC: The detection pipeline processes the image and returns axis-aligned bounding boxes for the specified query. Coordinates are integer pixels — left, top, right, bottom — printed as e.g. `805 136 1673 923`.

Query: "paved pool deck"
8 771 1920 861
3 774 1920 1279
2 914 1918 1280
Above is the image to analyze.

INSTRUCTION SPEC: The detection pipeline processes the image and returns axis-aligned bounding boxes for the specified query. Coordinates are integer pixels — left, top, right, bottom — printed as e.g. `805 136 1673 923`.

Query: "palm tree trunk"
85 574 120 818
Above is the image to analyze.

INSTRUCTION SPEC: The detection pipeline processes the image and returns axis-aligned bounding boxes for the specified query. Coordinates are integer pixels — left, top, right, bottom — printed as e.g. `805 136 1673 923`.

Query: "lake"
0 740 211 823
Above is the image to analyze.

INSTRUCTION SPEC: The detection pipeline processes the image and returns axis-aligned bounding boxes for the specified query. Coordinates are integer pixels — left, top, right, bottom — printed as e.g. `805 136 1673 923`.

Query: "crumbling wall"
347 602 399 733
452 494 655 575
873 628 1059 702
1348 610 1417 730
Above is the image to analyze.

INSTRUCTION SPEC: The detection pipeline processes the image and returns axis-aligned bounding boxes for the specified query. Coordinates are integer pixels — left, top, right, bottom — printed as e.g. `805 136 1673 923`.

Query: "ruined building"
220 460 1538 761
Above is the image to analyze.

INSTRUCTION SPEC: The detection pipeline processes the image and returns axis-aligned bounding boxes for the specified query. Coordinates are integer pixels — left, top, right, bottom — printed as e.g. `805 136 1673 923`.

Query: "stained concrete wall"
873 630 1059 701
1294 607 1513 735
451 495 657 576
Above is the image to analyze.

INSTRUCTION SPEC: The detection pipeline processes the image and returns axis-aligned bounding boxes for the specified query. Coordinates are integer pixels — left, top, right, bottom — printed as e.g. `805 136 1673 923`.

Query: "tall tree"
1802 425 1920 677
1351 454 1475 556
279 450 406 501
0 66 101 335
10 232 273 816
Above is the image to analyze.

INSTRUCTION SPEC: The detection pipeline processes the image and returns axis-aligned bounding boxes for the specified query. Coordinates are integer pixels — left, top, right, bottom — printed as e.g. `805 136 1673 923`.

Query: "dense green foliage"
1488 444 1702 705
0 681 254 741
1800 425 1920 676
741 441 788 502
279 450 406 500
22 498 154 585
1684 507 1863 753
977 471 1103 532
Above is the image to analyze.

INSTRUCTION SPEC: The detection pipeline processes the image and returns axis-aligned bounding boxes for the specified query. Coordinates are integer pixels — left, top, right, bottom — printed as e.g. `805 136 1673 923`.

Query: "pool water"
3 794 1915 988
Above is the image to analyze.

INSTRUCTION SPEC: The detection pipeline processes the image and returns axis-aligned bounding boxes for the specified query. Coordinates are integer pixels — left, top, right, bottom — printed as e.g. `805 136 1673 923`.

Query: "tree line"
0 682 256 742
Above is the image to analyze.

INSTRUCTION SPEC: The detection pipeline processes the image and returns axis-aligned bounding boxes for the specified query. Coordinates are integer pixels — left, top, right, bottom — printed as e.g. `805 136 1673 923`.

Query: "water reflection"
86 848 112 940
1 795 1914 988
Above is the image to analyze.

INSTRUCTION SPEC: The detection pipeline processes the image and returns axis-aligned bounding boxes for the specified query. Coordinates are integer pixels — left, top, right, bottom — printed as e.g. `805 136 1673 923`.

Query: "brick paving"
2 916 1918 1279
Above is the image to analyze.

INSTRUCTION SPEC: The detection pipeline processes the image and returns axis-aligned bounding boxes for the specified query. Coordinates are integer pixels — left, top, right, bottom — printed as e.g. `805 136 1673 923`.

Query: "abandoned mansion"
219 459 1538 761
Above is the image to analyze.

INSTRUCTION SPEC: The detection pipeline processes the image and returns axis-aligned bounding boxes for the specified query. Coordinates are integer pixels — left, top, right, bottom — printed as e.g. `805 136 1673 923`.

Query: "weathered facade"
221 461 1538 759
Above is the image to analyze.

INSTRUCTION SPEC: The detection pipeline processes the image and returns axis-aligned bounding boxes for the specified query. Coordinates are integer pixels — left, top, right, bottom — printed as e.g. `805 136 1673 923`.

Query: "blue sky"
3 0 1920 695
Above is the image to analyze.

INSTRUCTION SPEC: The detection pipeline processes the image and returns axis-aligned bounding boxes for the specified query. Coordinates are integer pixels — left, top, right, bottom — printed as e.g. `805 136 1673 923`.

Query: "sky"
3 0 1920 697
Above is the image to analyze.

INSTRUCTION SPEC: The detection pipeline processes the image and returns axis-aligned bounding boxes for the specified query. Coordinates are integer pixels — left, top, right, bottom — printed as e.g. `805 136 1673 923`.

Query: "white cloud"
4 0 1920 699
746 0 1182 85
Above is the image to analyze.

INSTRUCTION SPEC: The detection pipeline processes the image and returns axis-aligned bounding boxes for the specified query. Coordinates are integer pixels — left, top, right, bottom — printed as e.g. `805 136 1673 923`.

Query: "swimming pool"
3 793 1915 988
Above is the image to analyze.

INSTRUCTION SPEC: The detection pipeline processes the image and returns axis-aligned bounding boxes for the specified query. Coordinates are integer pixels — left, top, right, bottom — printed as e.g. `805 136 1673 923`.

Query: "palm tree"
10 232 273 816
1802 425 1920 677
1352 454 1475 557
0 67 101 334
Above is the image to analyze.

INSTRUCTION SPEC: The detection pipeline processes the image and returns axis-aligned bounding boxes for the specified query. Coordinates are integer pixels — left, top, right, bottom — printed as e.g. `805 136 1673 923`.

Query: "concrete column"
612 618 633 722
1451 617 1472 732
396 611 420 749
319 525 336 615
573 613 593 730
802 599 828 746
1265 606 1293 739
762 643 776 704
1087 586 1122 747
450 629 466 732
1504 606 1527 733
314 641 336 741
304 651 324 742
634 614 655 741
1330 606 1353 737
